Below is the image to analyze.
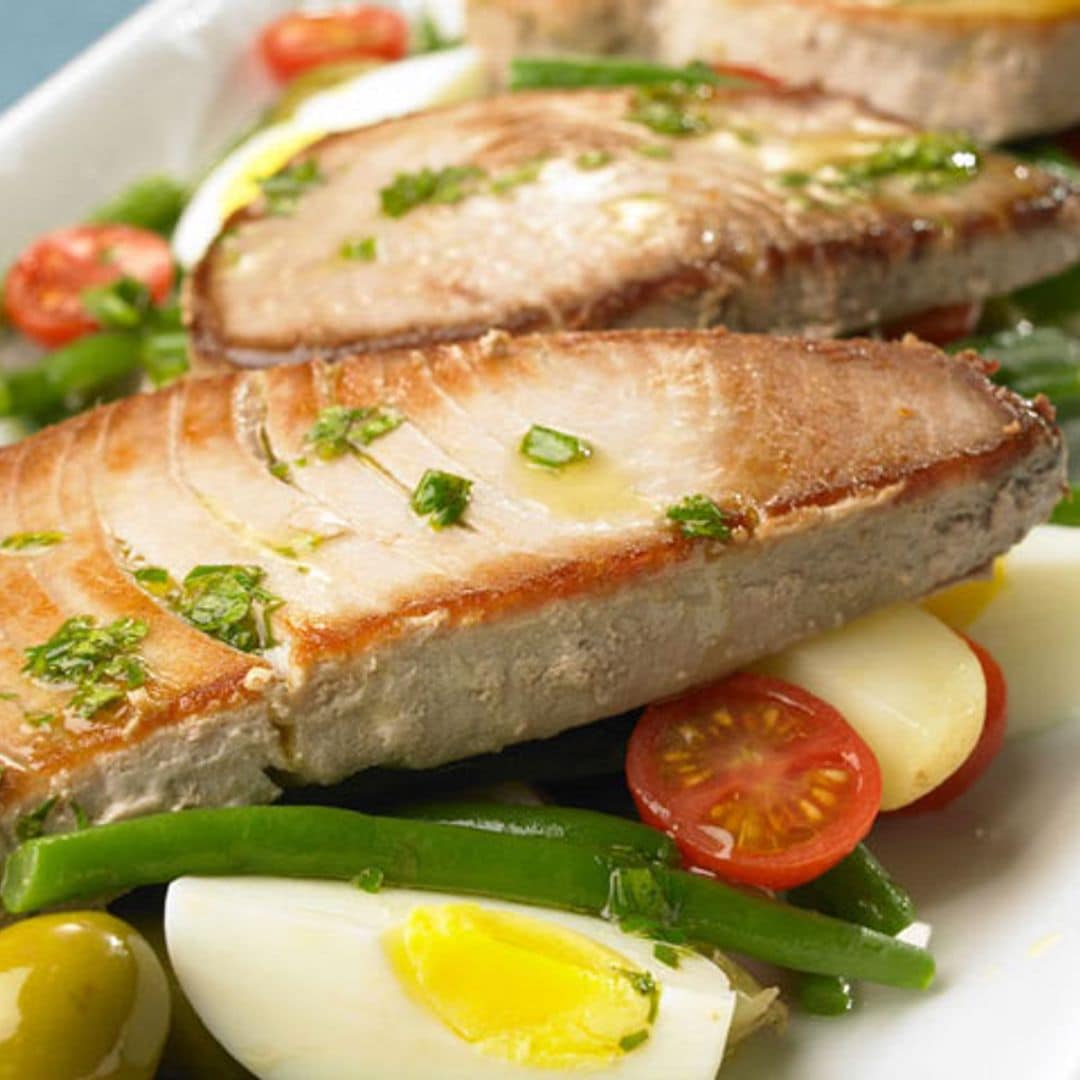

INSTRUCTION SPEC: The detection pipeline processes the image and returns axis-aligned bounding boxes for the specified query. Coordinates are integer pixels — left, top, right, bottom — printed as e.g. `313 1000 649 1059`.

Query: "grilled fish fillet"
0 330 1063 851
468 0 1080 142
187 89 1080 370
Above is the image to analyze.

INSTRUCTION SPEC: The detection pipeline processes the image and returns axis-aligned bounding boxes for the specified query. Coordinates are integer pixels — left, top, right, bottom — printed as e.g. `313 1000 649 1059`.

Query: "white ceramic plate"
2 4 1078 1077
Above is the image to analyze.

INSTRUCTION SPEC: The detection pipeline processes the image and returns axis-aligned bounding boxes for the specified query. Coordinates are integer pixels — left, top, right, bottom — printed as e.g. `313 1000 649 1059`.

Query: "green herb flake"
339 236 378 262
175 565 282 653
413 12 462 53
352 867 385 893
134 566 174 596
268 460 292 482
636 143 672 160
665 494 733 541
576 150 614 170
15 797 58 843
24 712 56 729
490 157 548 195
619 1030 650 1054
1 531 65 553
23 616 149 720
520 424 594 468
305 404 404 460
82 276 153 331
258 159 324 216
71 801 90 831
653 943 681 968
1052 487 1080 527
626 83 715 138
411 469 473 530
380 165 487 218
781 132 982 198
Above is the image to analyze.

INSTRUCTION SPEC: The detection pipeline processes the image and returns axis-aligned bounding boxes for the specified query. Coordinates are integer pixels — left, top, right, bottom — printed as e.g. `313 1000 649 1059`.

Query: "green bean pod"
795 973 855 1016
788 843 916 937
1 807 934 990
393 800 679 865
508 56 747 92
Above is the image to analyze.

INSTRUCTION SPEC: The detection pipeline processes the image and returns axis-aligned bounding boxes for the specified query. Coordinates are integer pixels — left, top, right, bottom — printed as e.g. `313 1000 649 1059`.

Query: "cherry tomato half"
882 302 983 348
4 225 174 348
627 674 882 890
896 636 1007 814
259 7 408 82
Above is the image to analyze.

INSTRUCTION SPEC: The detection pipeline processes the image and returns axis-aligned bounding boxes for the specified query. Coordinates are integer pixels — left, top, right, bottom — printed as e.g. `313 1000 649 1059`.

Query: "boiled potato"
755 604 985 809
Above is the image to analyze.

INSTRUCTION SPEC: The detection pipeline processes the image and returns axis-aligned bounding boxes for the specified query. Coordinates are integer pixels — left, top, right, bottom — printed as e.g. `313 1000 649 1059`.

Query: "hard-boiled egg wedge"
165 877 736 1080
172 46 486 269
755 603 985 810
925 524 1080 737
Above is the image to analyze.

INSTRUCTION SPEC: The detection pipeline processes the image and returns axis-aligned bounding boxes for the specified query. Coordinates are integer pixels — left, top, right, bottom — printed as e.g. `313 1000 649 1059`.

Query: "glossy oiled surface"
816 0 1080 18
190 88 1080 367
0 330 1061 809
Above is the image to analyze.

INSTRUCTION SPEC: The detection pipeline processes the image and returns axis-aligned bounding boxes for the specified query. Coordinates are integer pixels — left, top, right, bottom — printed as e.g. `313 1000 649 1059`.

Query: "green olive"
0 911 170 1080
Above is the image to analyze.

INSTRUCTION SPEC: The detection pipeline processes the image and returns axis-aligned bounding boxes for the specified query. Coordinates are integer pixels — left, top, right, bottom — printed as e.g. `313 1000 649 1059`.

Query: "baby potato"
0 911 169 1080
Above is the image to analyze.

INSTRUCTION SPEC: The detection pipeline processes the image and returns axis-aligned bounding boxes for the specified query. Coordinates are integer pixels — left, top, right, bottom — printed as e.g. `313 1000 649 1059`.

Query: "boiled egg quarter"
165 877 736 1080
925 524 1080 737
756 603 986 810
172 46 486 269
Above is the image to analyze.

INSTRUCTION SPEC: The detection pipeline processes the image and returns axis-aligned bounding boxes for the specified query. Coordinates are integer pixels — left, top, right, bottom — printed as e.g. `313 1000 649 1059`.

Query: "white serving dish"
1 5 1078 1078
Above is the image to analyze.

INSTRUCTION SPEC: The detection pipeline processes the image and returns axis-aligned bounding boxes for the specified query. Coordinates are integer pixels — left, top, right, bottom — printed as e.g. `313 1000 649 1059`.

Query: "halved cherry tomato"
896 636 1007 814
882 301 983 348
4 225 173 348
626 674 882 890
258 7 408 82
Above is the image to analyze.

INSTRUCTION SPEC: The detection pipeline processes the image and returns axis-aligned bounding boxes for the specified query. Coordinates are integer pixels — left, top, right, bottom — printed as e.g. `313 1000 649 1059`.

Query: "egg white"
172 46 486 269
942 525 1080 738
165 876 736 1080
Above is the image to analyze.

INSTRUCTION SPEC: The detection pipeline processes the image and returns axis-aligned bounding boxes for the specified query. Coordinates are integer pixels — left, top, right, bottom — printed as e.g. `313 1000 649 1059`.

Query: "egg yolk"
385 904 658 1069
923 558 1007 629
220 129 325 219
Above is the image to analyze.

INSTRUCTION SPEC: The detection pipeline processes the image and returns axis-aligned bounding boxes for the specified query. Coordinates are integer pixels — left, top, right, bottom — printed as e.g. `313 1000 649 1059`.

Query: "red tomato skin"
4 225 173 348
713 63 785 89
259 7 408 82
882 302 983 348
896 636 1008 815
626 674 882 890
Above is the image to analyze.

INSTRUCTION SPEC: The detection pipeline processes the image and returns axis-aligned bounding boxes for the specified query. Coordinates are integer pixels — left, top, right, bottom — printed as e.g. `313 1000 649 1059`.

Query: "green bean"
5 332 142 424
1052 487 1080 526
1 807 934 990
795 973 855 1016
788 844 915 936
508 56 748 92
393 800 679 865
90 175 189 236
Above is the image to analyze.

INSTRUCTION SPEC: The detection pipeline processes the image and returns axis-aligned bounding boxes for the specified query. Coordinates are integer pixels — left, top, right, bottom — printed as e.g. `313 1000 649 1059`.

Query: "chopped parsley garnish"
380 165 487 217
305 404 404 460
25 712 56 729
411 469 472 529
490 157 548 195
175 565 282 653
520 424 594 468
779 132 982 196
268 460 291 482
23 615 148 719
637 143 672 160
15 797 58 842
339 235 378 261
653 943 681 969
380 158 551 217
134 565 173 595
576 150 614 170
82 276 153 330
665 494 733 540
626 83 715 138
413 12 462 53
352 867 385 893
258 159 324 216
1 531 65 553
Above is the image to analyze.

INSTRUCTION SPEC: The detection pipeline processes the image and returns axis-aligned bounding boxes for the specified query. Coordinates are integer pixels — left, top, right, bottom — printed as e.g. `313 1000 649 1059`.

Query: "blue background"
0 1 146 114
